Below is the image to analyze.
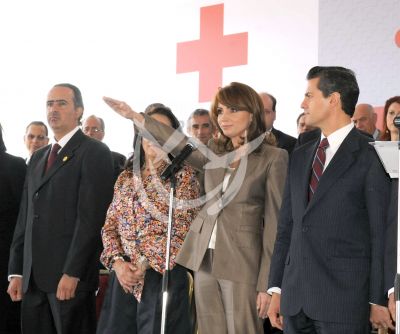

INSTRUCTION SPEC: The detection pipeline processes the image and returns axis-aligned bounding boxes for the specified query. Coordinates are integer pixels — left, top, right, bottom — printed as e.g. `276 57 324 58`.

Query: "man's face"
297 115 308 134
46 86 82 140
352 105 376 135
24 125 49 156
189 114 212 145
83 117 104 141
301 78 331 129
260 94 276 130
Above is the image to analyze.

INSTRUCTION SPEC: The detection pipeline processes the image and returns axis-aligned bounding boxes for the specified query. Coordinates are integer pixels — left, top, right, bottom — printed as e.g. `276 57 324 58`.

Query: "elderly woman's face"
142 113 172 159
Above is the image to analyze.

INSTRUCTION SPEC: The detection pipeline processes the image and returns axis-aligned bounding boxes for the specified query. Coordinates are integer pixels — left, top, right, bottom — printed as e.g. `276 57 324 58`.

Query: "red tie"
46 143 61 173
309 138 329 200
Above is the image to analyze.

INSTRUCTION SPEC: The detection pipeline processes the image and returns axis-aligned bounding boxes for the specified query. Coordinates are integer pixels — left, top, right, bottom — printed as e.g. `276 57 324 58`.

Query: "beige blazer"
144 115 288 292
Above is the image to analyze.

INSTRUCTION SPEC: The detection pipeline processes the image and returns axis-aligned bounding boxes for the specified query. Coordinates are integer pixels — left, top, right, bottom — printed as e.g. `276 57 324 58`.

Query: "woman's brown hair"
210 82 274 153
380 96 400 141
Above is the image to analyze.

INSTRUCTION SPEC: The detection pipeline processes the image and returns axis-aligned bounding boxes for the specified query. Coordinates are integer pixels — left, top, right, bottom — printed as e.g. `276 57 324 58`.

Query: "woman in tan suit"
104 82 288 334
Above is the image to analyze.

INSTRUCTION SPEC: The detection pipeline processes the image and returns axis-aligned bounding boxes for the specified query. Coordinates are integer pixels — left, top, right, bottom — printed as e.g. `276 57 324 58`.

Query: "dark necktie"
46 143 61 173
309 138 329 200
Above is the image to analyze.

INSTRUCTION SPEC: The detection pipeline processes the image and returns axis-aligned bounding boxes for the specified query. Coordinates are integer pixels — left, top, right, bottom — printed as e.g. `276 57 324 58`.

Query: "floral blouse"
100 162 200 301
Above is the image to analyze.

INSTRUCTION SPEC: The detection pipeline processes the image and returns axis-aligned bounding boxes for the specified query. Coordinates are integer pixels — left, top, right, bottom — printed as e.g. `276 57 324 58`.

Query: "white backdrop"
0 0 319 157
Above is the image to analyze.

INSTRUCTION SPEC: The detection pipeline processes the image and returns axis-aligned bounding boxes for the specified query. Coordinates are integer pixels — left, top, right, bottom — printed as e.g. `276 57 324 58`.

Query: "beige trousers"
194 249 263 334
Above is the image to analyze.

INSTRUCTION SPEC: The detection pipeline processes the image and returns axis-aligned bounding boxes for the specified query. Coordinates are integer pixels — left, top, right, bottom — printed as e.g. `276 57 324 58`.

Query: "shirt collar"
322 122 354 154
53 126 80 149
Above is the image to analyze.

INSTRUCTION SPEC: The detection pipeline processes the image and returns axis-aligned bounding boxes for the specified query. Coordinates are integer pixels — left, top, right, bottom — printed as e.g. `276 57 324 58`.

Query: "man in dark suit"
82 114 126 180
7 84 114 334
259 92 297 154
267 66 393 333
0 125 26 334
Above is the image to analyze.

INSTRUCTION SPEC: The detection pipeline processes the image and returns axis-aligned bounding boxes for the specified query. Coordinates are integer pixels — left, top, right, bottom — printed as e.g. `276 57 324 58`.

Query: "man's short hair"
25 121 49 136
306 66 359 117
187 109 212 131
188 108 211 122
265 93 277 112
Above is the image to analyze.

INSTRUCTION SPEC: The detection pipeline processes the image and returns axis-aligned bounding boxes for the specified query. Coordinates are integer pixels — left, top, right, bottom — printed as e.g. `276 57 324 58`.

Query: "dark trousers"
21 278 96 334
96 265 192 334
96 271 137 334
283 309 370 334
0 275 21 334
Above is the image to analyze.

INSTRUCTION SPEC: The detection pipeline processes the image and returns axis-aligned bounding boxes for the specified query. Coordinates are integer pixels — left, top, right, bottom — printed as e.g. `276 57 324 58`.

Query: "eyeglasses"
83 127 103 133
26 134 47 141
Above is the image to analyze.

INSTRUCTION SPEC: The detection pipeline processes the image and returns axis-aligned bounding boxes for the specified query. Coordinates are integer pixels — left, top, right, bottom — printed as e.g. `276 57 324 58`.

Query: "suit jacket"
111 151 126 181
0 152 26 280
8 130 114 293
144 115 288 291
271 128 296 154
268 127 390 324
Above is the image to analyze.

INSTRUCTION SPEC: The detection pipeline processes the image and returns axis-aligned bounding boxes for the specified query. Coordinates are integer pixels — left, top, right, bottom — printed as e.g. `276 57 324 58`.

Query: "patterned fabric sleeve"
100 170 131 270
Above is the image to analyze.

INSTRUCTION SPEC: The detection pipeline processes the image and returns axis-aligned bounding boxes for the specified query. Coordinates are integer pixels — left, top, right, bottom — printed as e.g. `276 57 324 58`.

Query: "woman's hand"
113 260 145 293
103 96 143 122
256 291 271 319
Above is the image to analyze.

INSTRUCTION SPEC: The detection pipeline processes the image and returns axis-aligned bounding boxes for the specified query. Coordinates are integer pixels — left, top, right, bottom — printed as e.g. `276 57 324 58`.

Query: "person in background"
186 108 213 145
0 125 26 334
352 103 380 140
380 96 400 142
259 92 297 154
23 121 49 162
82 115 126 180
7 83 114 334
96 102 167 333
296 112 316 135
103 81 288 334
99 105 199 334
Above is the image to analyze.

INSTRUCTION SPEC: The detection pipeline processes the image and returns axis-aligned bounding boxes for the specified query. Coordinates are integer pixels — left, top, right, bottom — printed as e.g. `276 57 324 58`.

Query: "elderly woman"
98 106 199 334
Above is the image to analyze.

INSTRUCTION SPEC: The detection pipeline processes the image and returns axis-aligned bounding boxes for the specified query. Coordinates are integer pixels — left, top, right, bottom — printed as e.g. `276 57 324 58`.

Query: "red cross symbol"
176 4 248 102
395 29 400 48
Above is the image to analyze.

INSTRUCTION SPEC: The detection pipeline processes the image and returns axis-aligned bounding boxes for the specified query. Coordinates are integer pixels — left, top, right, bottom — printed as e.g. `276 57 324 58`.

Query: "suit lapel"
36 130 85 191
306 128 360 213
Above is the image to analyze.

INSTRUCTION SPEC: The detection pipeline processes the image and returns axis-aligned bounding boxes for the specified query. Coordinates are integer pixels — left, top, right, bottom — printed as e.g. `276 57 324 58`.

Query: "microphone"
161 143 196 181
394 116 400 129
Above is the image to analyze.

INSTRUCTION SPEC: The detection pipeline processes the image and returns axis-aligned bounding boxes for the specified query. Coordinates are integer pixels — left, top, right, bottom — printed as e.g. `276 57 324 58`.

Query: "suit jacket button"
302 226 308 232
33 214 39 219
218 203 223 209
34 192 39 199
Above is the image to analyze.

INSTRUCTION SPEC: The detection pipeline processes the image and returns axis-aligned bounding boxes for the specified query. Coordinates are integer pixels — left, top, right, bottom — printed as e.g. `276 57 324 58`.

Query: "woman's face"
142 113 172 160
216 103 252 145
386 102 400 136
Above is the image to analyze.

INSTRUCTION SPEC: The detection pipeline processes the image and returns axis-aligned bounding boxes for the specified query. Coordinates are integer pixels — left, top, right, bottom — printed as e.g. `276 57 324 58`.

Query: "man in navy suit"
267 66 393 333
7 84 114 334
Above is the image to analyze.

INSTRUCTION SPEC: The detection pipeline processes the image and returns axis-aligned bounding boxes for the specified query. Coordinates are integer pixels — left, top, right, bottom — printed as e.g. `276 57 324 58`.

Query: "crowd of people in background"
0 67 400 334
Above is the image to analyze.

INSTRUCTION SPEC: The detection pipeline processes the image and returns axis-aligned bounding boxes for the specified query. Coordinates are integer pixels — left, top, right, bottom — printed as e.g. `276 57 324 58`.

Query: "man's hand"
56 274 79 300
7 277 23 301
388 292 396 322
113 260 145 293
267 292 283 330
370 304 395 331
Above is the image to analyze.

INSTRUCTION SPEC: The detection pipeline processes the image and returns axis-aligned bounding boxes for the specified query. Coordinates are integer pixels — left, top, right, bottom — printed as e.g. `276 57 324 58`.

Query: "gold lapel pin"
63 156 68 162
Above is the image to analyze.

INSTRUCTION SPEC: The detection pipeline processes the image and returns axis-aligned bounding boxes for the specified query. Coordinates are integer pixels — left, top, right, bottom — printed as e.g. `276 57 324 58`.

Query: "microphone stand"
393 117 400 334
160 172 176 334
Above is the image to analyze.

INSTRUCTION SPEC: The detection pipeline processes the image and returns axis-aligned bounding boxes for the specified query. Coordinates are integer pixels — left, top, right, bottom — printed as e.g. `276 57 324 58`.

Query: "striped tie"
309 138 329 200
